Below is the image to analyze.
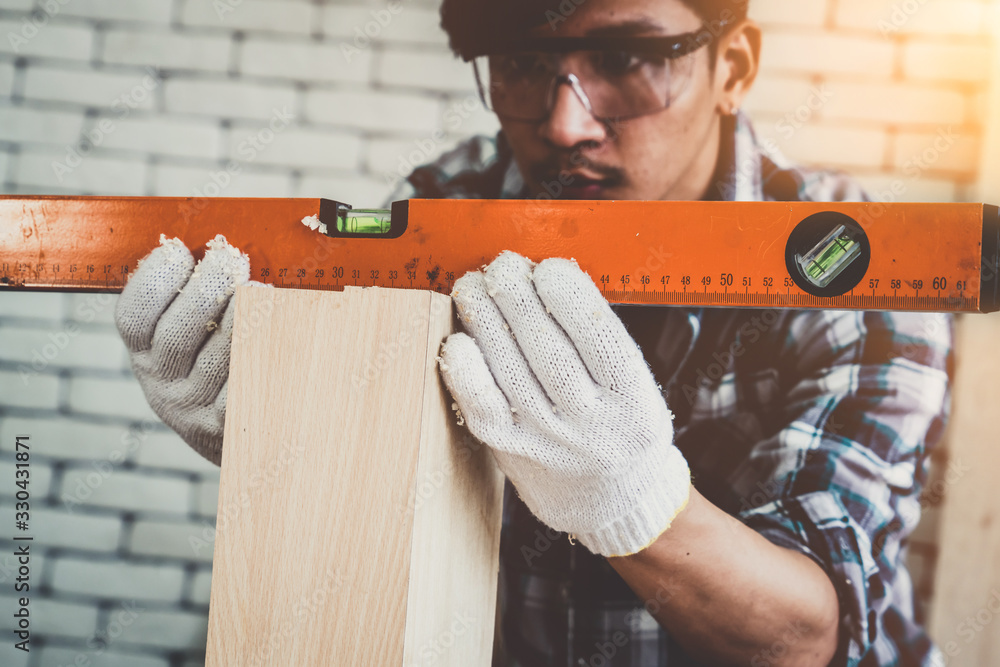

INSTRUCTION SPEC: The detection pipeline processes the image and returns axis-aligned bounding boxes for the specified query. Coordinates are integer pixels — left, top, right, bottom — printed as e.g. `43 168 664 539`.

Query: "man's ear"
713 20 761 115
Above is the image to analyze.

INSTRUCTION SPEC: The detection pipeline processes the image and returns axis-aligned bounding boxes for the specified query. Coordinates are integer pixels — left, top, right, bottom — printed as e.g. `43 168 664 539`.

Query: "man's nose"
538 80 607 148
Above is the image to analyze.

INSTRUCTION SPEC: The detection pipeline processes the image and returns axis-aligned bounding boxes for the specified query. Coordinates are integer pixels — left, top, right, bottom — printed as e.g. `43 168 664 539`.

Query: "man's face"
496 0 725 202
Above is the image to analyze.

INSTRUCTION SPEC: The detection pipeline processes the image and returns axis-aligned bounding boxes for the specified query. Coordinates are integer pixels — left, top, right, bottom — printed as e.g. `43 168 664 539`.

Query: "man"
114 0 953 665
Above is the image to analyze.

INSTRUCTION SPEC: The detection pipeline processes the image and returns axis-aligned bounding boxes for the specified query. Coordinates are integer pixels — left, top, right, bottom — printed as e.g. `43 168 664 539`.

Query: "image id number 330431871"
13 434 32 654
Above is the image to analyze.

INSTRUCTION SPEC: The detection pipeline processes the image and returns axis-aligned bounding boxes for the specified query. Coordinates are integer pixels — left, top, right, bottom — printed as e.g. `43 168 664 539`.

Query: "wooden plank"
929 314 1000 663
402 285 506 665
205 285 504 666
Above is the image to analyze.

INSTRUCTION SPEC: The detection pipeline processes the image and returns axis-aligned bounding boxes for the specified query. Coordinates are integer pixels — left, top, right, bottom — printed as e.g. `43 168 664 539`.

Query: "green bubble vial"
795 224 862 289
337 209 392 235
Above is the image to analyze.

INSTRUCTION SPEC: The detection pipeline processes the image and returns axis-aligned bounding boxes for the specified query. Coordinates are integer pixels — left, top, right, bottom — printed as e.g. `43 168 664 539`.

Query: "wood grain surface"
205 285 503 666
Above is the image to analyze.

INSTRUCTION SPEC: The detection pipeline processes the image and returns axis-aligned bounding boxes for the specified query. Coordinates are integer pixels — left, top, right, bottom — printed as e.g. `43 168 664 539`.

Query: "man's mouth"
560 174 611 199
533 167 625 200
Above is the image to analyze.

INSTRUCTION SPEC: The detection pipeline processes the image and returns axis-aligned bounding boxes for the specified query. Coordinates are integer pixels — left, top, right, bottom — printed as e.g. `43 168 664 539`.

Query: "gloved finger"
205 383 228 465
533 257 657 396
150 234 250 381
164 280 272 466
159 393 227 467
169 282 241 408
115 235 195 354
171 383 229 467
129 279 271 439
451 270 555 421
482 251 599 411
182 279 273 403
438 332 516 445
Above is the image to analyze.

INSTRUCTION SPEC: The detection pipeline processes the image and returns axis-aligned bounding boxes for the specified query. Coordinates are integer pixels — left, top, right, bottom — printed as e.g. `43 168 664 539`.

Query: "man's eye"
595 51 664 77
498 54 549 78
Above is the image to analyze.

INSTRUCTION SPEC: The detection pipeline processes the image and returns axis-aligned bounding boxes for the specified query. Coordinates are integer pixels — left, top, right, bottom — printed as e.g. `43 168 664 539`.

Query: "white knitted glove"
115 234 268 466
437 251 691 557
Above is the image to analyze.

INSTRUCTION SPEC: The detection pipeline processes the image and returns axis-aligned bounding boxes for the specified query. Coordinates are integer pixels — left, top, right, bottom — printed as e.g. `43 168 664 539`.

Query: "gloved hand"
115 234 268 465
437 251 691 557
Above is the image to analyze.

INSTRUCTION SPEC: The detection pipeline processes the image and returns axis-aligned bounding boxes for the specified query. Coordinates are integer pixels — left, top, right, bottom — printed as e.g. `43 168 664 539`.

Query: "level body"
0 196 997 313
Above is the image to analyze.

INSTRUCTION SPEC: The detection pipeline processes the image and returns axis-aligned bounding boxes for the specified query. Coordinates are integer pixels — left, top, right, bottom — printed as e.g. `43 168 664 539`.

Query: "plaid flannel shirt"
387 112 953 666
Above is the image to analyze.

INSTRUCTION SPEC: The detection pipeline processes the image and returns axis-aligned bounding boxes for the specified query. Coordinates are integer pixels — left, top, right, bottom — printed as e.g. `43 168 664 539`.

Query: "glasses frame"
471 24 731 123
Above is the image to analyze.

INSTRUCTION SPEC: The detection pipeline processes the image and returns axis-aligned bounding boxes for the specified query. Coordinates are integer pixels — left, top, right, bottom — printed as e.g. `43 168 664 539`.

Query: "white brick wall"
902 42 993 83
163 79 297 119
241 38 374 83
189 569 212 606
0 290 217 664
52 559 186 600
377 48 480 90
18 150 149 194
35 648 168 667
304 88 443 132
0 458 52 493
102 29 232 72
22 507 122 550
0 325 126 370
0 1 996 665
759 32 897 77
3 417 131 460
66 376 159 419
130 519 216 562
97 117 224 160
154 163 293 197
0 593 99 644
0 18 93 59
0 105 85 144
224 123 363 170
977 1 1000 203
835 0 987 36
56 0 174 24
747 0 997 204
59 467 192 513
23 65 160 109
179 0 315 35
119 608 209 649
0 368 59 407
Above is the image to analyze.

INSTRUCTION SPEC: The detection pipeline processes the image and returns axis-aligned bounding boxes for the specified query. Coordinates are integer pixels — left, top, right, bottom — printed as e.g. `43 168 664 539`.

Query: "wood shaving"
300 214 328 235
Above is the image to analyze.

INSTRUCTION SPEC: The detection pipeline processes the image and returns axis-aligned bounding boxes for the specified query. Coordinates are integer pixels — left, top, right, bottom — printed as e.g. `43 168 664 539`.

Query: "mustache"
528 156 626 189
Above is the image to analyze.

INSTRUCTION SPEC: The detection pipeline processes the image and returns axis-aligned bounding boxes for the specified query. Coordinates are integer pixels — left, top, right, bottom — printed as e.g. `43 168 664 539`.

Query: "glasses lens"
581 50 671 119
474 54 555 121
474 49 697 122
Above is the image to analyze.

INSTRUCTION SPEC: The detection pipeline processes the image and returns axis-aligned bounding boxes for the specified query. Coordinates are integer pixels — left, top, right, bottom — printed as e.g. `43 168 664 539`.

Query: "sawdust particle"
301 214 328 235
449 402 465 426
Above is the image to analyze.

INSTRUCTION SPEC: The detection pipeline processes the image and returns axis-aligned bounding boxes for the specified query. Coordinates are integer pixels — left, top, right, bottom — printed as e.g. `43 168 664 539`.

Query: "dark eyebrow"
583 18 669 37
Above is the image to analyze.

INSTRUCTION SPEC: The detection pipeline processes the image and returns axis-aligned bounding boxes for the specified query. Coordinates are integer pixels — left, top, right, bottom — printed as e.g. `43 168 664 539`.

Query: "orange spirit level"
1 196 997 313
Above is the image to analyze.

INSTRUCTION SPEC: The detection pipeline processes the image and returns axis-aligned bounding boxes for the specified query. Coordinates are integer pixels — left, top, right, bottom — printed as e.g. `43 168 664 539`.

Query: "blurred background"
0 0 997 665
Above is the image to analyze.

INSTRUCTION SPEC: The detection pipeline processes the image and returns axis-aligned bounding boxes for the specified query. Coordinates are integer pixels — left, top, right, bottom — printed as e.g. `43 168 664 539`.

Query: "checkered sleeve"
380 134 508 206
738 310 953 665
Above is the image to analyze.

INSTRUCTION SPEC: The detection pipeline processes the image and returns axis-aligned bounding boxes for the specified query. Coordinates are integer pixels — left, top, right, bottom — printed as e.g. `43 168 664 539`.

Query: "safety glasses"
471 27 724 123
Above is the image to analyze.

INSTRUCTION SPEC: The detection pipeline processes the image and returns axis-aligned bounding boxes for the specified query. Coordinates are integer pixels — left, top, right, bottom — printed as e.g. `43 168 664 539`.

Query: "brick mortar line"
0 544 216 572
